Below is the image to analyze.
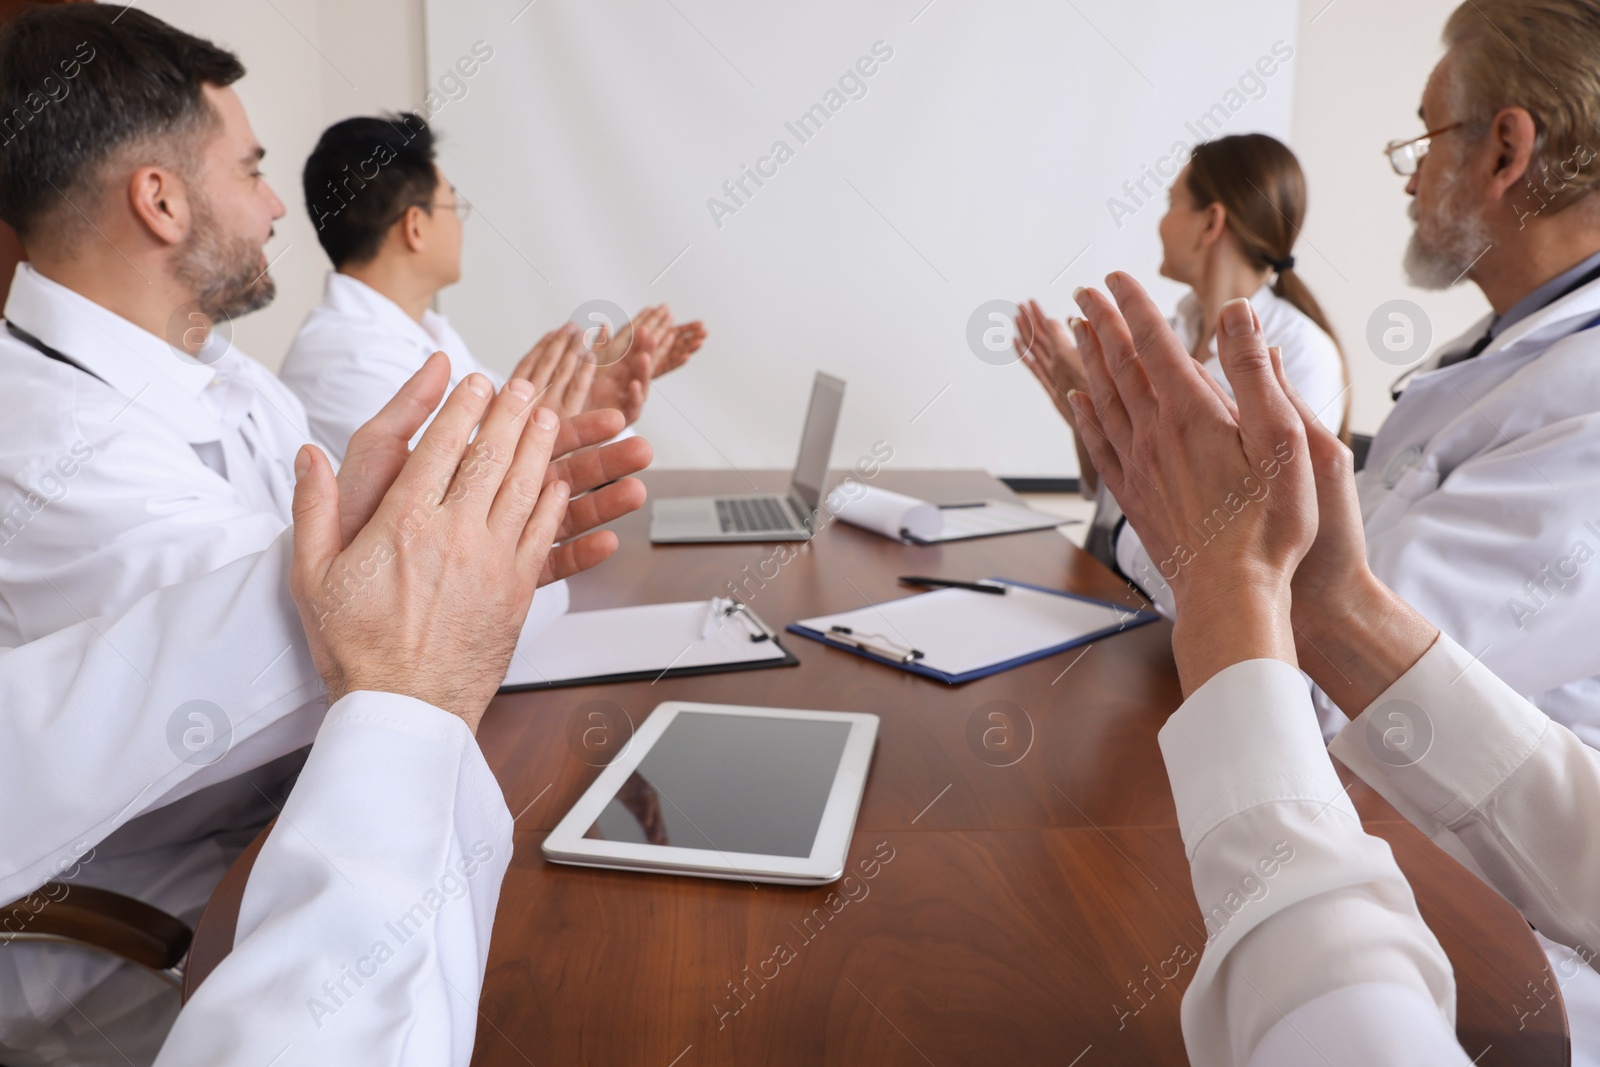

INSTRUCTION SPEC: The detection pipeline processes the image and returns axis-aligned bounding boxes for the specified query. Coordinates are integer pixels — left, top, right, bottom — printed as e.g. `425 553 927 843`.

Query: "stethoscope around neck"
1388 364 1421 402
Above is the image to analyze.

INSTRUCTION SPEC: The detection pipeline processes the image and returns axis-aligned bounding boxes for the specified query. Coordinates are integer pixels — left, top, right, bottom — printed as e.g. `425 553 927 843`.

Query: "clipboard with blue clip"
787 578 1159 685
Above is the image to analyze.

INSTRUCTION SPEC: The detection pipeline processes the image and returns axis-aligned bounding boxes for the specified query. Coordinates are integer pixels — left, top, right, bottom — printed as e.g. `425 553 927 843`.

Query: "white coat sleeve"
1330 631 1600 969
1160 659 1468 1067
152 691 512 1067
0 530 323 903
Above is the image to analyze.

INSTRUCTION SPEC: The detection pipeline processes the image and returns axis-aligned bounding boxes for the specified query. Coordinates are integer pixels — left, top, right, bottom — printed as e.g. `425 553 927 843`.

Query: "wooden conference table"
199 469 1568 1065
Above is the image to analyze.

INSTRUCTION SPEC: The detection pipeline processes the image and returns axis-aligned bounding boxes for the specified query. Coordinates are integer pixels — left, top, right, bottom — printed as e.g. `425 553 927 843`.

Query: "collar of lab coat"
324 271 453 357
1 262 234 444
1419 271 1600 377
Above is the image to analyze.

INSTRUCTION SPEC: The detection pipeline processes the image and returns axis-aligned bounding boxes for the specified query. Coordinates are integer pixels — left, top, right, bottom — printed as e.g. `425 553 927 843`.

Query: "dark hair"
0 5 243 242
1186 134 1351 442
302 112 439 267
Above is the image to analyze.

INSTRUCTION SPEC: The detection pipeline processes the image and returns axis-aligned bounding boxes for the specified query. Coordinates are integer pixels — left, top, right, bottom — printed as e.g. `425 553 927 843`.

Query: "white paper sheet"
795 583 1141 677
912 500 1067 542
503 600 788 688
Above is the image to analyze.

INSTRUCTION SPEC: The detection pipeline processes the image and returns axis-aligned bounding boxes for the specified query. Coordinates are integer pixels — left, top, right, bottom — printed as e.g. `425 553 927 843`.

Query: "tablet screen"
583 711 853 858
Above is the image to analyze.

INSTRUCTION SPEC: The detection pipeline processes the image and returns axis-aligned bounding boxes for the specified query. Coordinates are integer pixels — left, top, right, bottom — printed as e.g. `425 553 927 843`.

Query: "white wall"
425 0 1301 477
140 0 426 370
1289 0 1489 435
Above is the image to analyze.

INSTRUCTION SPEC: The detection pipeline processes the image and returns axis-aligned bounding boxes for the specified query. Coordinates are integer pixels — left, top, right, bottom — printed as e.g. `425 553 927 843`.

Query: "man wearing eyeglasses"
1349 10 1600 752
1343 1 1600 1059
1116 2 1600 765
279 112 708 469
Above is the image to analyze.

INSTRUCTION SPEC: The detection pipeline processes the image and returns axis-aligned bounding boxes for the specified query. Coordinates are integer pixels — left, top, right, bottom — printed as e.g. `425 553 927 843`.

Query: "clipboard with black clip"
499 597 799 692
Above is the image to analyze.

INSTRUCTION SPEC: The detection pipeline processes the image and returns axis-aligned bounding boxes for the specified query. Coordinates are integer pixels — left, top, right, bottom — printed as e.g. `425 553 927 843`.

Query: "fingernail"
1069 317 1088 345
1072 286 1090 309
554 480 571 500
535 407 559 430
466 374 491 398
1105 272 1123 296
1066 388 1084 407
294 446 311 480
1222 298 1257 338
506 378 534 402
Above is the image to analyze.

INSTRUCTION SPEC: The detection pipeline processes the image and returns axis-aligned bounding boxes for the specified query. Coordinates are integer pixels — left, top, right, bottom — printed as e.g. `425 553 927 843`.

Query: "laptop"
649 371 845 543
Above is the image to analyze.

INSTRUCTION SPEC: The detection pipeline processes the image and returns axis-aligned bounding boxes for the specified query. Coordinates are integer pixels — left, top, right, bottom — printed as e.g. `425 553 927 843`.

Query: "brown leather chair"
0 818 273 1007
179 820 271 1002
0 884 191 990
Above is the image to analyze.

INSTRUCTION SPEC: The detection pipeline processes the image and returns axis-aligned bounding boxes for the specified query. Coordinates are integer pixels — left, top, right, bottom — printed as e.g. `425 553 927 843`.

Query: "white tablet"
542 702 879 885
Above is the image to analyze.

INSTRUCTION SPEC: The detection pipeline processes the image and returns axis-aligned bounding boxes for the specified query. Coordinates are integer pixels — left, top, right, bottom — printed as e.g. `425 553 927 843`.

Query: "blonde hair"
1443 0 1600 214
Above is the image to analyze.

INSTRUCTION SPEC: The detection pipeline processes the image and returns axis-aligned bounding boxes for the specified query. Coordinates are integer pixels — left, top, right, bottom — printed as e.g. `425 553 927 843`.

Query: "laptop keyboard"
717 496 800 533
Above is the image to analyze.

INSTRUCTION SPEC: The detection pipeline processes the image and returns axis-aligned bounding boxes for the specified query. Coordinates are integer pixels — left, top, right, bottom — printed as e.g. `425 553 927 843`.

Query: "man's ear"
1486 105 1539 201
127 164 190 247
399 204 429 254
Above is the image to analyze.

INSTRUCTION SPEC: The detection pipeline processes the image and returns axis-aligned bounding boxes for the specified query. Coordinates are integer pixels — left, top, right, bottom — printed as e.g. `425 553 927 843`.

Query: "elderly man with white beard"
1090 1 1600 1060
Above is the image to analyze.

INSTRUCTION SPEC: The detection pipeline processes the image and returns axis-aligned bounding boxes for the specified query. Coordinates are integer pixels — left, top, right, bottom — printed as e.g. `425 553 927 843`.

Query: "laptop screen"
788 372 846 516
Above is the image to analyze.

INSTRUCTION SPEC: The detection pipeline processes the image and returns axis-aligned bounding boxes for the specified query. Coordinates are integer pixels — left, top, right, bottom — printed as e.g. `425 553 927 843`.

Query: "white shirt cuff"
1159 658 1349 860
1328 632 1549 831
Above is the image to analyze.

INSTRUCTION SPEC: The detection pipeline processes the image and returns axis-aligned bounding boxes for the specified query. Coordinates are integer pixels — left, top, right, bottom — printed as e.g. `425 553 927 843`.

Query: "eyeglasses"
386 195 473 226
1383 122 1465 176
431 198 473 221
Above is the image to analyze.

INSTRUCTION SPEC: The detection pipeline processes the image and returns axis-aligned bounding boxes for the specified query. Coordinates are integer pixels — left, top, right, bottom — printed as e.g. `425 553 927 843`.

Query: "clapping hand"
652 316 707 378
293 375 570 731
1015 299 1089 428
509 325 597 420
332 352 650 587
1066 273 1316 695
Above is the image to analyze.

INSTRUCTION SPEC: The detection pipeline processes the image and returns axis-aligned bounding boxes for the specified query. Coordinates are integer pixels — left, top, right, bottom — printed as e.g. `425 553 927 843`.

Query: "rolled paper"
824 484 942 542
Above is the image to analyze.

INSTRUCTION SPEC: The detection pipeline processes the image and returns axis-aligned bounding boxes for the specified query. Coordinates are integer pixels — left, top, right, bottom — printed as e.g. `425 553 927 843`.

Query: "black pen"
937 501 988 509
898 576 1008 595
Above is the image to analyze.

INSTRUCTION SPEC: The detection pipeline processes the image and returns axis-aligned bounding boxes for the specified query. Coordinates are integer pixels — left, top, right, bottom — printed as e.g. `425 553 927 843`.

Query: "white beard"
1403 169 1492 290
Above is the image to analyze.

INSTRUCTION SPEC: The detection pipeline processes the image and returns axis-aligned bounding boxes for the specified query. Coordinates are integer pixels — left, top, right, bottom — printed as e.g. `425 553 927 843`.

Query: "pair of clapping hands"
291 352 653 732
1063 274 1437 711
508 305 708 426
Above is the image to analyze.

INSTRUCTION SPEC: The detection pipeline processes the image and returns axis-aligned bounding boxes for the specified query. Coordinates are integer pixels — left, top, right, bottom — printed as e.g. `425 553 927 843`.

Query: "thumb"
1216 297 1296 450
1272 344 1352 475
291 444 342 592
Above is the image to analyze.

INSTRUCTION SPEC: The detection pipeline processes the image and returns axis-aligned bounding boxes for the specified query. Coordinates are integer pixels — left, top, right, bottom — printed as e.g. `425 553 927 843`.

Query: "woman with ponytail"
1018 133 1350 504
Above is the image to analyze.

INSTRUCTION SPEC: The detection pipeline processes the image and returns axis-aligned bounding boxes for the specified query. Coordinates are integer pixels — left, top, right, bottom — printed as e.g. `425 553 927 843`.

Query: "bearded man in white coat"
0 7 650 1064
1119 0 1600 749
1100 0 1600 1057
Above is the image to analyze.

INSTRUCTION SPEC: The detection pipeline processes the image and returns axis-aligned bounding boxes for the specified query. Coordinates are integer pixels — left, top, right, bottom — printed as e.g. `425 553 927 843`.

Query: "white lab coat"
0 263 307 644
0 551 507 1065
279 272 495 465
0 263 561 1063
0 531 559 1066
1166 628 1600 1065
1161 655 1464 1066
1347 277 1600 749
152 690 511 1067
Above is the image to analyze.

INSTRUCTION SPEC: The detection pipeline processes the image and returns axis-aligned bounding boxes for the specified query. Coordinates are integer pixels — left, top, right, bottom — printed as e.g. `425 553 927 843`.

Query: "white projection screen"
422 0 1299 477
